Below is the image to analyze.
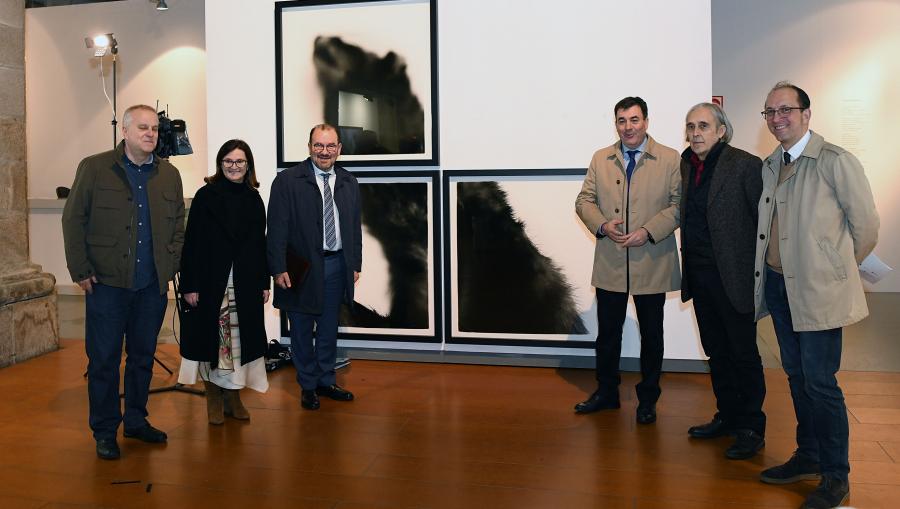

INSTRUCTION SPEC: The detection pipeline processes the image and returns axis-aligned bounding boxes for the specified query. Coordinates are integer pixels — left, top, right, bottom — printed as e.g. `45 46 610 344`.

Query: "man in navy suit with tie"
267 123 362 410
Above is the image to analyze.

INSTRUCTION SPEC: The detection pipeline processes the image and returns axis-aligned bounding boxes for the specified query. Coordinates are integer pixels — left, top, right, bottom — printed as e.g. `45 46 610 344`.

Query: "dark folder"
286 246 310 290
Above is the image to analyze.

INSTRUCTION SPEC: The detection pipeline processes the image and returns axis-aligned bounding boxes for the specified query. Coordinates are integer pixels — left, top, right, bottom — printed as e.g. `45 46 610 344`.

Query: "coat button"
615 208 619 213
755 271 760 277
616 180 621 185
765 197 770 203
759 234 765 239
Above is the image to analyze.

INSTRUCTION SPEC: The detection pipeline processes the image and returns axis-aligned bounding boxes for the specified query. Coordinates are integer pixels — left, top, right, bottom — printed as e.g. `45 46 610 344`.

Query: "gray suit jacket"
680 144 762 313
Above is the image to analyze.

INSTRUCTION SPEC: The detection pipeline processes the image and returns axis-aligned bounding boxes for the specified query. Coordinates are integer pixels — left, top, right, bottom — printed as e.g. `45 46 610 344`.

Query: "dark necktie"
626 150 639 183
691 152 705 186
322 173 336 250
783 151 792 165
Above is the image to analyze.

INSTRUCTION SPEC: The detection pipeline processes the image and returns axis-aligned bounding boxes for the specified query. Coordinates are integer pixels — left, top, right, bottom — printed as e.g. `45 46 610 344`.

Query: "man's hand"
78 275 98 295
275 272 292 289
184 292 199 307
602 219 626 243
263 290 270 303
622 227 650 248
354 271 360 284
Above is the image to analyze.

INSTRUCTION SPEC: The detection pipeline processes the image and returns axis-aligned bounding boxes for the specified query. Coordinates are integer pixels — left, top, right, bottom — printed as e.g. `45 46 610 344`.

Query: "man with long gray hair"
679 102 766 460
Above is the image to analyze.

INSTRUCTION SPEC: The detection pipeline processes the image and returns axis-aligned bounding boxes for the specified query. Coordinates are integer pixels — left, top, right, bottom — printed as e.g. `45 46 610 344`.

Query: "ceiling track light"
156 0 169 11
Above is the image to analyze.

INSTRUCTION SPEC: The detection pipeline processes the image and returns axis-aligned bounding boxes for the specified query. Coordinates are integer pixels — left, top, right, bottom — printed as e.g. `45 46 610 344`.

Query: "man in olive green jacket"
574 96 681 424
754 82 878 509
62 105 184 460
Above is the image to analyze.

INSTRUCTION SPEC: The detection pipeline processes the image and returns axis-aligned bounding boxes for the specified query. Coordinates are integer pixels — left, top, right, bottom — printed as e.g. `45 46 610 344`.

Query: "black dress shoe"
574 390 620 414
760 453 821 484
688 417 733 439
96 438 120 460
301 389 320 410
124 423 167 443
636 404 657 424
725 429 765 460
316 384 354 401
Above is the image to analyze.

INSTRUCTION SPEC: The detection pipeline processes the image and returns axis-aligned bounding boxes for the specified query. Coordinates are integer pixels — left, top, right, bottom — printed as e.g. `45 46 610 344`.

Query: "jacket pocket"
817 239 848 281
94 186 127 210
162 191 180 218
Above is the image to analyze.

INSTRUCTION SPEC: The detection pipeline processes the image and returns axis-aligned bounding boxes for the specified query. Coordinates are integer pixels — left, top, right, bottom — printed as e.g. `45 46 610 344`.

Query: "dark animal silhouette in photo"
340 182 429 329
313 36 425 155
457 182 588 335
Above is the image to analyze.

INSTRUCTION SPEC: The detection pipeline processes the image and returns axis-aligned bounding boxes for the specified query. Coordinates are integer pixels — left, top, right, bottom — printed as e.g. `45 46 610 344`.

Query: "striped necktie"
322 172 336 250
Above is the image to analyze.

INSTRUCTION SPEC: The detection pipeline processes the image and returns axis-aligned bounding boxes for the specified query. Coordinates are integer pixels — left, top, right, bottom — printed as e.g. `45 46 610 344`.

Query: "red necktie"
691 153 704 186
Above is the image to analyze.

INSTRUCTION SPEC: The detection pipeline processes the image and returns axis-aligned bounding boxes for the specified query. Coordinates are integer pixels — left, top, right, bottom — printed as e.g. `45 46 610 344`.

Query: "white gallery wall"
206 0 713 359
712 0 900 292
26 0 206 291
27 0 895 361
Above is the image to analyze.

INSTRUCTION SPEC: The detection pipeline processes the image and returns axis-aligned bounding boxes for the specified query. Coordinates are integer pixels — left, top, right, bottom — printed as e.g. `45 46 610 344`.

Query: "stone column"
0 0 58 368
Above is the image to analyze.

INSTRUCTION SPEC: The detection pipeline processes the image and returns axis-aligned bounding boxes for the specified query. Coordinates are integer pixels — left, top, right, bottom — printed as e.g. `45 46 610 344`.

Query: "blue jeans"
288 254 346 390
85 282 167 440
765 268 849 481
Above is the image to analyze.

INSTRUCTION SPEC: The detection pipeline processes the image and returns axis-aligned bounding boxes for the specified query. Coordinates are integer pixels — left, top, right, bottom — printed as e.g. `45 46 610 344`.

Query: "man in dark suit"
267 123 362 410
679 102 765 459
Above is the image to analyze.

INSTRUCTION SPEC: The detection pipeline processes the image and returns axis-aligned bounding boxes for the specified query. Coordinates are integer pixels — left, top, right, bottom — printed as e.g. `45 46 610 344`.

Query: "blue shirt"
123 154 157 290
620 136 648 167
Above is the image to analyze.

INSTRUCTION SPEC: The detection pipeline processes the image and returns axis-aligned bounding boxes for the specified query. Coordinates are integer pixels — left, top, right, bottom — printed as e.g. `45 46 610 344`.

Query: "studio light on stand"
84 33 119 149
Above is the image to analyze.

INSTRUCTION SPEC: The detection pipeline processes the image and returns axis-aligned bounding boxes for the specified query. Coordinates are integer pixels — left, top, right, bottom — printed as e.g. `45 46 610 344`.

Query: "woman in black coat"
178 139 270 424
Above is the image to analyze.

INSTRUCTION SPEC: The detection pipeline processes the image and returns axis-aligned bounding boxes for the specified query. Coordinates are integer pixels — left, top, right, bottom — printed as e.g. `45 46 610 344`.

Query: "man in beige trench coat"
755 82 879 509
574 96 681 424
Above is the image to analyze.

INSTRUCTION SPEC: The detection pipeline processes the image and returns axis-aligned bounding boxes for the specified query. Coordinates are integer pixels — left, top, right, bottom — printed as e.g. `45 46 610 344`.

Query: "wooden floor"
1 340 899 508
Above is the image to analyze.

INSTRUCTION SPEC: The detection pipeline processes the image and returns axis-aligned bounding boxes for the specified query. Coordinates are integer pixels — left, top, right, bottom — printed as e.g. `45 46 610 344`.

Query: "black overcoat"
179 179 270 366
266 159 362 314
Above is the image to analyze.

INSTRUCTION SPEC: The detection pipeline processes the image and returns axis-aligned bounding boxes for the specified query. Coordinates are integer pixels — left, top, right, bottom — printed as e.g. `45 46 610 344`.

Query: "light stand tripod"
146 274 204 396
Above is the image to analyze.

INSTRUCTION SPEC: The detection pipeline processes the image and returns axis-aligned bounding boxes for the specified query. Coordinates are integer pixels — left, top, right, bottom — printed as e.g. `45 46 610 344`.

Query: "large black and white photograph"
444 170 599 347
275 0 438 167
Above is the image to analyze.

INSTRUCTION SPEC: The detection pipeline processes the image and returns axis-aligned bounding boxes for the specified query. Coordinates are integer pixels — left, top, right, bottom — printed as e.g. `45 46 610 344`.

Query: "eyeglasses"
311 142 340 152
761 106 805 119
222 159 248 168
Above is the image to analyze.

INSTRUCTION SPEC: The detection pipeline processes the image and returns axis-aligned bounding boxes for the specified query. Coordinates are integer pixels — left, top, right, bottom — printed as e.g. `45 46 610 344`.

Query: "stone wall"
0 0 58 368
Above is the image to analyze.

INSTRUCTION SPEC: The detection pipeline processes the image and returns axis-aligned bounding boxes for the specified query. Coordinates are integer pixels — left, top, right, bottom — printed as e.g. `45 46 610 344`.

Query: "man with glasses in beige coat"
754 82 879 509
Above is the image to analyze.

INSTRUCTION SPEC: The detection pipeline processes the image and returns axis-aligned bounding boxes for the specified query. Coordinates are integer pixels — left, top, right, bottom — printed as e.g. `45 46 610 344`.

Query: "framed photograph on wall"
443 169 599 348
281 171 442 342
275 0 439 167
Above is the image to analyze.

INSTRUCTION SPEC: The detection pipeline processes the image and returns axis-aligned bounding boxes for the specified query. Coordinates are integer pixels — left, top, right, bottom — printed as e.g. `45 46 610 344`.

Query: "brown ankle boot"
203 381 225 425
224 389 250 420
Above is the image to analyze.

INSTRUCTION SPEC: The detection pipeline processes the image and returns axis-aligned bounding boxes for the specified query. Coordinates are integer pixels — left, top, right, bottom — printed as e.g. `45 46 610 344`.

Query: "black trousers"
595 288 665 405
689 264 766 434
